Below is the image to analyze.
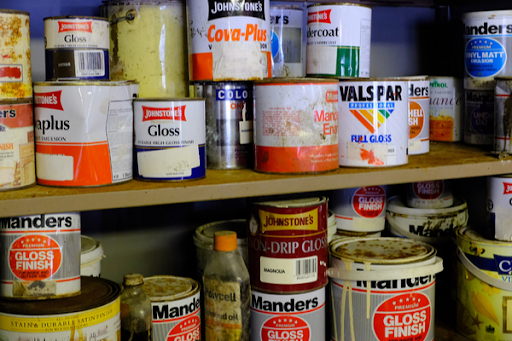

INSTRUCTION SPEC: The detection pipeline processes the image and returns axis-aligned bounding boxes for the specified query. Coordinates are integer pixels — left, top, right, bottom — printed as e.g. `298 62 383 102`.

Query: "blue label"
495 255 512 275
271 30 279 58
216 88 250 101
465 38 507 77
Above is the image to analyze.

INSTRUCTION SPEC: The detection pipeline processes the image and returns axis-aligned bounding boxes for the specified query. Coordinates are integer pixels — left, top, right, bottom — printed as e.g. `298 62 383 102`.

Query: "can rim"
338 77 410 82
134 97 205 102
462 9 512 19
194 219 247 248
107 0 184 5
270 6 303 11
81 235 104 265
387 195 467 215
495 76 512 81
0 99 33 105
254 77 338 85
254 196 328 208
307 3 371 9
428 76 460 80
456 226 512 246
142 276 199 302
34 80 132 87
0 9 29 16
44 15 108 21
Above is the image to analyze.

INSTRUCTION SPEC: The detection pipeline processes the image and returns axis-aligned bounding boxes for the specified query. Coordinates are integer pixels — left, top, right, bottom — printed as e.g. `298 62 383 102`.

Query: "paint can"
248 197 328 293
270 6 304 78
133 98 206 181
456 226 512 340
328 237 443 341
0 99 35 191
331 186 387 233
386 195 468 244
0 212 81 299
331 229 381 242
464 78 494 145
0 276 121 340
405 180 454 208
204 82 254 169
143 276 201 341
486 175 512 241
33 81 133 187
44 16 110 80
306 4 371 78
338 78 409 167
254 78 339 174
81 235 104 277
251 286 326 341
494 77 512 153
429 76 463 142
0 9 32 99
108 0 189 97
407 76 430 155
187 0 271 81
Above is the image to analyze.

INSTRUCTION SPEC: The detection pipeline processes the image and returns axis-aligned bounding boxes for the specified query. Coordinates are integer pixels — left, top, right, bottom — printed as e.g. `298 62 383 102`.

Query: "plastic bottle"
203 231 251 341
120 273 152 341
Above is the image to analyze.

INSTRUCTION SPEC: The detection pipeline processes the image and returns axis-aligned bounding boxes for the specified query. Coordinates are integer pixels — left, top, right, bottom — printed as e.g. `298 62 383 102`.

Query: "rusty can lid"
142 276 197 302
0 277 121 315
124 273 144 286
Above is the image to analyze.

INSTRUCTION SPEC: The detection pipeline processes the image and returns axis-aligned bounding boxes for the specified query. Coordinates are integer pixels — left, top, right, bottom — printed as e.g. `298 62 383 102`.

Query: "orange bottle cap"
214 231 237 251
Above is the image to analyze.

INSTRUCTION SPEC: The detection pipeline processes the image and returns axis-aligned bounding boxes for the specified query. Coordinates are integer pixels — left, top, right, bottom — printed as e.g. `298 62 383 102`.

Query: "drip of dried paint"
360 148 384 166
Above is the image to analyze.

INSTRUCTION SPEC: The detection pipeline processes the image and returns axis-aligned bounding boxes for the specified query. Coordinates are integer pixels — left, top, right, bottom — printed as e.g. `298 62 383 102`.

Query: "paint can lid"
254 196 327 208
81 235 104 266
214 231 237 251
124 274 144 286
142 276 197 302
193 219 246 251
387 195 467 216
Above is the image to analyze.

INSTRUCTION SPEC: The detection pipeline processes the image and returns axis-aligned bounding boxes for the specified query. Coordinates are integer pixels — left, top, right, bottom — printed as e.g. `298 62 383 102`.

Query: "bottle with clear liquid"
120 274 152 341
203 231 251 341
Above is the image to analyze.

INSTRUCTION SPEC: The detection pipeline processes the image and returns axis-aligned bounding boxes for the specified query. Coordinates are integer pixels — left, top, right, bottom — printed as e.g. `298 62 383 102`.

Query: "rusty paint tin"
331 229 381 242
248 196 328 293
143 275 201 341
254 78 339 174
405 180 454 209
0 9 32 99
0 276 121 340
429 76 463 142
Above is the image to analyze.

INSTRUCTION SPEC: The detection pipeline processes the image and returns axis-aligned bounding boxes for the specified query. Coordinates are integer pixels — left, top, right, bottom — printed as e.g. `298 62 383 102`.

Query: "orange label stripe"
350 109 375 133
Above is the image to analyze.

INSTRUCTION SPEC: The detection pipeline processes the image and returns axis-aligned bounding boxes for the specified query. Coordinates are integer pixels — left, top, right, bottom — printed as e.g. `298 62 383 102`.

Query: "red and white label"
503 182 512 194
409 101 424 139
34 91 64 111
352 186 386 218
168 315 201 341
261 316 310 341
58 21 92 33
307 10 331 24
373 292 431 341
0 65 23 82
142 105 187 122
9 234 62 281
413 181 443 200
326 90 338 103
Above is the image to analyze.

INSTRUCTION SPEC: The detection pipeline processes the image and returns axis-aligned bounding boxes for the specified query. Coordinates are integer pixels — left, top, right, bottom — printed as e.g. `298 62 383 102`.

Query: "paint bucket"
306 4 371 78
254 78 339 174
405 180 454 208
407 76 430 155
327 210 337 243
187 0 271 81
331 229 381 242
251 286 326 341
456 226 512 340
133 98 206 181
143 276 201 341
193 219 248 277
0 99 35 191
44 16 110 80
0 212 81 299
494 77 512 153
248 197 328 293
328 237 443 341
0 9 32 99
0 276 121 340
81 235 104 277
386 195 468 244
33 81 134 187
108 0 189 97
486 175 512 241
204 82 254 169
331 186 387 232
270 6 304 78
338 78 409 167
429 76 463 142
464 78 494 145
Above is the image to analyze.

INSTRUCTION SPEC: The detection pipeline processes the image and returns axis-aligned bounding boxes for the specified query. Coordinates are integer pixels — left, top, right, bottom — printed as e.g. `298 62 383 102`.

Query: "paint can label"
486 176 512 241
306 4 371 78
408 78 430 155
270 7 304 78
45 18 109 49
405 180 454 209
464 88 494 145
429 77 463 142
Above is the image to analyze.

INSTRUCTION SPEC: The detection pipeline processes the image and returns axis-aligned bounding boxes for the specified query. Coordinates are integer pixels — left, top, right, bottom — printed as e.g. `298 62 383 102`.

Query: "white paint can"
81 235 104 277
250 286 326 341
429 76 463 142
405 180 454 208
328 237 443 341
330 186 387 232
338 79 409 167
407 76 430 155
464 78 494 145
187 0 271 81
306 4 371 78
486 175 512 241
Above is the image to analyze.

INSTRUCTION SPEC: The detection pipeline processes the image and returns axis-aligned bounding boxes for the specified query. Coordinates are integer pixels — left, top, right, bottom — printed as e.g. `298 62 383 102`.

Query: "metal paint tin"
0 99 35 191
486 175 512 241
248 197 328 293
133 98 206 181
338 78 409 167
429 76 463 142
108 0 189 97
408 76 430 155
0 9 32 99
328 237 443 341
0 276 121 340
494 77 512 153
405 180 454 208
188 0 271 81
270 6 304 78
250 286 326 341
254 78 339 174
464 78 494 145
143 276 201 341
33 81 133 187
306 3 371 78
204 82 254 169
81 235 104 277
456 226 512 340
0 212 81 299
331 186 387 232
327 210 337 243
331 229 381 242
44 16 109 80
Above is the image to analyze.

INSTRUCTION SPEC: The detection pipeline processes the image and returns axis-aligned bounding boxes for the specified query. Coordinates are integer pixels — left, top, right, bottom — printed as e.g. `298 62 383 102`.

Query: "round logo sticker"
373 292 431 341
465 37 507 78
413 181 443 200
168 315 201 341
409 101 424 139
9 234 62 280
271 30 280 58
261 315 310 341
470 105 493 134
352 186 386 218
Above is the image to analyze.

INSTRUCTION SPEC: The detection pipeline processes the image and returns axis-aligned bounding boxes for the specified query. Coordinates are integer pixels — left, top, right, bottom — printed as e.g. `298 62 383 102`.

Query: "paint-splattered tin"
464 78 494 145
429 76 463 142
408 76 430 155
405 180 454 209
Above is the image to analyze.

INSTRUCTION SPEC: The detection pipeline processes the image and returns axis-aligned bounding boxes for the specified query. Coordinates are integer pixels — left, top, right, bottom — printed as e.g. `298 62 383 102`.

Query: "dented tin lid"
142 276 198 302
254 196 327 208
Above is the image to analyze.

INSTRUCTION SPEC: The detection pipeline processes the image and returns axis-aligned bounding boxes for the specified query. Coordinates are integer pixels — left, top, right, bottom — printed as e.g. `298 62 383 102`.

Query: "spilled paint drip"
360 148 384 166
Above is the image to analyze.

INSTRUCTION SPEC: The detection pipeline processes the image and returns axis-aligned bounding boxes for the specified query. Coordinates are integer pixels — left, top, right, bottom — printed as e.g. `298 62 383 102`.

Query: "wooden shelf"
0 142 510 217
